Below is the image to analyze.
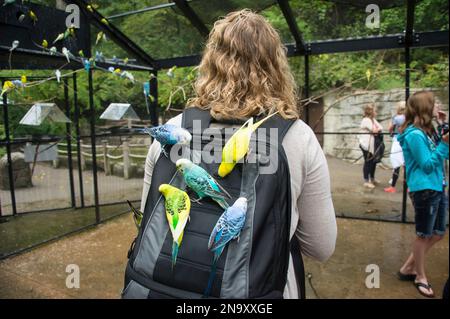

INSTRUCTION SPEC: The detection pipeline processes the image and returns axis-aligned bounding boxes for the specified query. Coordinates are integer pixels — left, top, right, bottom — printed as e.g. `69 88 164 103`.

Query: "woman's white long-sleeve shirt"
140 114 337 299
359 117 383 154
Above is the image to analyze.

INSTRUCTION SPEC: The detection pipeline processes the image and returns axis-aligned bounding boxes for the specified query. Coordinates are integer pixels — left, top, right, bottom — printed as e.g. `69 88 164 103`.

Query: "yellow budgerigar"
0 81 16 98
29 10 38 25
159 184 191 268
218 111 279 177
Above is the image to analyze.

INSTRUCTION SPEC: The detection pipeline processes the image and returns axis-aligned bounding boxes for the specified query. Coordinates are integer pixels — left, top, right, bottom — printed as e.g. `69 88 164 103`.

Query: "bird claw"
190 197 203 205
161 146 169 158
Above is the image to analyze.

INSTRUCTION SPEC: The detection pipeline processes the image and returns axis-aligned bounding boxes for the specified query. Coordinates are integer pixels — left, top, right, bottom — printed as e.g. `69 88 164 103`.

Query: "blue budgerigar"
176 159 231 209
204 197 248 297
144 124 192 157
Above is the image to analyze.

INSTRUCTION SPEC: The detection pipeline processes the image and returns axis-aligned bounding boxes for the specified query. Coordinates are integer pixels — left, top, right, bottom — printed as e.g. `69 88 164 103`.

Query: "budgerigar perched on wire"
159 184 191 268
1 81 16 98
62 47 71 63
218 111 279 178
29 10 38 25
2 0 15 7
204 197 247 297
144 124 192 157
53 33 64 44
176 159 231 210
10 40 19 52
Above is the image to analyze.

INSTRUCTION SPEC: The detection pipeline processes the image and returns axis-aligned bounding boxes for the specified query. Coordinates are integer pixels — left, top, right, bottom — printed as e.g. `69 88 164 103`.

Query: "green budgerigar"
159 184 191 268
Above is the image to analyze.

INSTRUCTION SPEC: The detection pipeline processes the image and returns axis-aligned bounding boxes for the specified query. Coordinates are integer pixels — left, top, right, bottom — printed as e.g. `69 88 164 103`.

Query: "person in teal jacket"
397 91 449 298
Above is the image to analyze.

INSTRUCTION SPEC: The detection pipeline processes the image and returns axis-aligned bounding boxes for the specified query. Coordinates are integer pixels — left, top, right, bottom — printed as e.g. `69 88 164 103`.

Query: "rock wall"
322 88 449 166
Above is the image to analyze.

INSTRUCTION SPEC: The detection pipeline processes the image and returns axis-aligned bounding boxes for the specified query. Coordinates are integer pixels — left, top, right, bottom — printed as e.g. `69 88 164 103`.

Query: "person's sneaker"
364 182 375 189
372 179 381 185
384 186 396 193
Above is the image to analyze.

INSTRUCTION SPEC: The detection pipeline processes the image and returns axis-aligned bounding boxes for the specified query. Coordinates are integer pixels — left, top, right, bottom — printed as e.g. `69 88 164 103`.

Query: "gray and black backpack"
122 107 305 299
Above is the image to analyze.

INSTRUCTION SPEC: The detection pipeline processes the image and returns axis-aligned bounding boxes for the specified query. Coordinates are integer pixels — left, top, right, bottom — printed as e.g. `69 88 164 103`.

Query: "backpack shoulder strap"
182 107 212 132
290 236 306 299
259 114 306 299
258 114 296 144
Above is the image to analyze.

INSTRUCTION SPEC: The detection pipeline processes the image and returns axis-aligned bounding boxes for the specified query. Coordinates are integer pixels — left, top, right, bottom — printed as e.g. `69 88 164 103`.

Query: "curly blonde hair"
187 9 300 120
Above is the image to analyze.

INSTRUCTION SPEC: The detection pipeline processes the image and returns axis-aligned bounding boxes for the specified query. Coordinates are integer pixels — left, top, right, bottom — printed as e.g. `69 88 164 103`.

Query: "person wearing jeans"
397 91 449 298
359 104 383 189
385 101 406 193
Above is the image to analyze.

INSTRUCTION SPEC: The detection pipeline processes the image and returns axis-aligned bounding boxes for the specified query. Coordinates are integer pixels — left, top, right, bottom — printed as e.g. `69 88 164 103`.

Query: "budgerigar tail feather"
127 200 142 228
204 259 218 298
252 111 279 131
171 241 179 269
214 180 232 199
144 127 156 138
213 197 229 210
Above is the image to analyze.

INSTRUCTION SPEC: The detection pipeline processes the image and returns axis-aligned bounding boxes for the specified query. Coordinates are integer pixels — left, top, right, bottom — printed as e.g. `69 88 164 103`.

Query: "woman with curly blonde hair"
140 9 336 299
188 9 298 120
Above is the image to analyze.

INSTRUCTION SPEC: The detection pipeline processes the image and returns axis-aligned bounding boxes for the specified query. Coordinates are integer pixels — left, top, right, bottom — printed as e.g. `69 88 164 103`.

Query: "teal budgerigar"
204 197 247 297
176 159 231 209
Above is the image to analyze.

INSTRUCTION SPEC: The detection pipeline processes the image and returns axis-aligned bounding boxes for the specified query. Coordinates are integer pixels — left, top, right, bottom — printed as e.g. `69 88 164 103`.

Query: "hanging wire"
307 272 321 299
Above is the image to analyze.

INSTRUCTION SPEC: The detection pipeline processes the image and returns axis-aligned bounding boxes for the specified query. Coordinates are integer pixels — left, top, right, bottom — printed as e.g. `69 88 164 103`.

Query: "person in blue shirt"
385 101 406 193
397 91 449 298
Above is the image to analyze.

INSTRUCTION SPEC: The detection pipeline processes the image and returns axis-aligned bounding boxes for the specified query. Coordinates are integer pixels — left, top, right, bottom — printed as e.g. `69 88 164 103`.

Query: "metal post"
304 54 310 126
401 46 410 223
73 73 84 207
1 84 17 216
401 0 415 223
149 71 159 126
88 69 100 223
64 78 76 207
122 140 130 179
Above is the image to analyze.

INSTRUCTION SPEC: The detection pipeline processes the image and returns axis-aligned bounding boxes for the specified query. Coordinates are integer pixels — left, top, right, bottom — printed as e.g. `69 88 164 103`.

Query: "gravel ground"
0 215 447 299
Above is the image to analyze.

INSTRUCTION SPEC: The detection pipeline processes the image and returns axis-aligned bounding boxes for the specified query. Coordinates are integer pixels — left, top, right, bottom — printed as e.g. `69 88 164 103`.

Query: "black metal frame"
63 77 76 208
69 0 157 69
173 0 209 37
0 0 449 258
0 74 93 217
401 0 416 223
1 80 17 216
0 71 146 218
73 72 85 208
277 0 306 53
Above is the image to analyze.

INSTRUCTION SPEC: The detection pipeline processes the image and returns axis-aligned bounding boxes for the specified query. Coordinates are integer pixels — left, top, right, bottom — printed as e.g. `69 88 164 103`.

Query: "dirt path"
327 156 417 221
0 215 447 299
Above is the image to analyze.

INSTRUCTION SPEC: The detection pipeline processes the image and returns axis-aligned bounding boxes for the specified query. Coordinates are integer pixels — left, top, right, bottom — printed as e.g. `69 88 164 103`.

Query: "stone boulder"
0 152 33 190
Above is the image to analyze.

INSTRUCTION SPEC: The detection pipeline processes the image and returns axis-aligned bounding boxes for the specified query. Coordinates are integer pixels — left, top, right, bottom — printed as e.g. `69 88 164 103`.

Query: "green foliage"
1 0 448 138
